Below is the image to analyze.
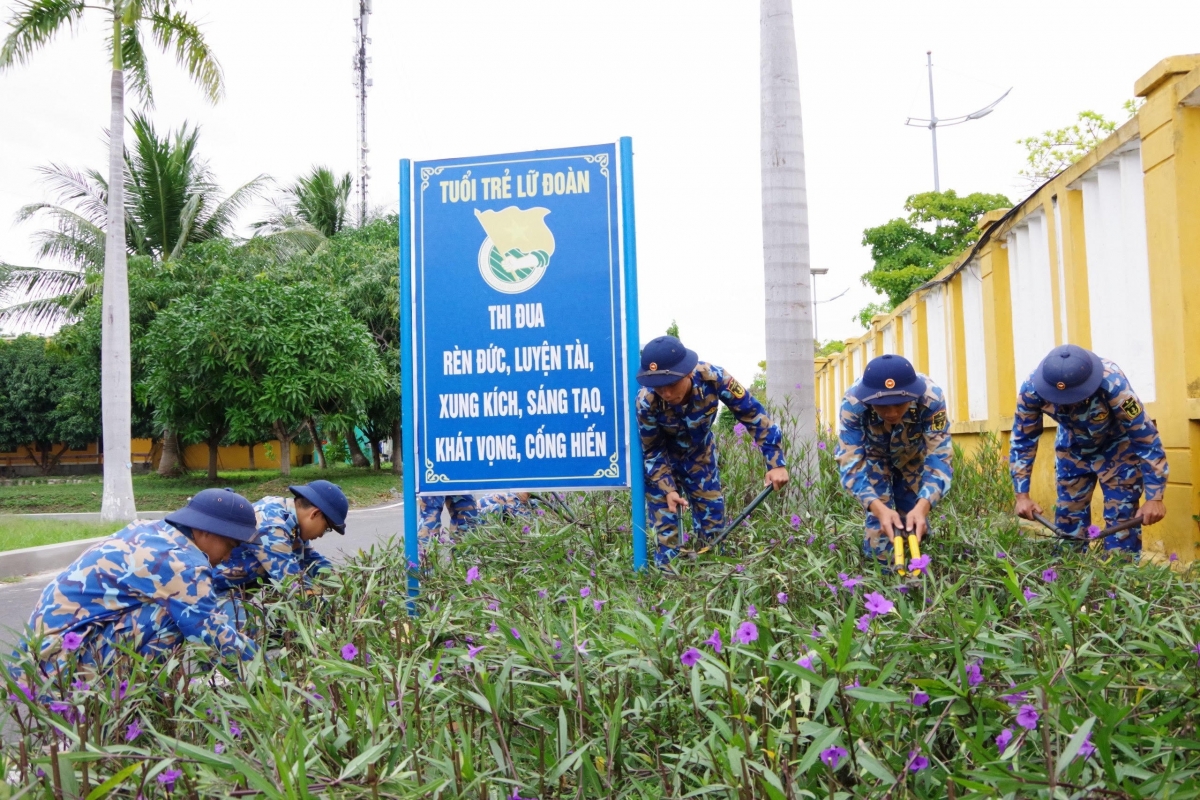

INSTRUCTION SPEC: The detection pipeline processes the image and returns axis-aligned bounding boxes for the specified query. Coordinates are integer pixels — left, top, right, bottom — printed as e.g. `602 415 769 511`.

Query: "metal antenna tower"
353 0 372 226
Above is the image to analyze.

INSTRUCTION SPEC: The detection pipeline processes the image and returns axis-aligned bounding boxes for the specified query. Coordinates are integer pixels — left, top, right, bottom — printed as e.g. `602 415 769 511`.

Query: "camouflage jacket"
1010 360 1168 499
636 362 785 494
26 520 256 663
835 375 953 509
212 496 333 591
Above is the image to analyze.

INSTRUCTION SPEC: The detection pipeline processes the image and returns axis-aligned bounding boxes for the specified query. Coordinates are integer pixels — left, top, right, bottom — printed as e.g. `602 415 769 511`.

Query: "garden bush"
4 430 1200 798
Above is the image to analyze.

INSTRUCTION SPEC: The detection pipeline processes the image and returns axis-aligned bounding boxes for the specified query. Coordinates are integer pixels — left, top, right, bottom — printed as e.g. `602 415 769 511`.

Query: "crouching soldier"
635 335 789 568
18 489 260 679
478 492 532 520
1011 345 1167 551
836 354 952 567
213 480 348 594
417 495 480 554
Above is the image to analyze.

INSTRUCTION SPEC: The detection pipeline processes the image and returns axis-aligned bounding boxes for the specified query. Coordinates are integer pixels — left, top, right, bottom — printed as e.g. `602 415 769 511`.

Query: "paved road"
0 501 406 652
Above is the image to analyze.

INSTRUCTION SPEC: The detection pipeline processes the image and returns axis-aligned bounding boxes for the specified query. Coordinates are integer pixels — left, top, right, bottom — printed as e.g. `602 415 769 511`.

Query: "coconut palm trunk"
100 63 136 521
760 0 816 472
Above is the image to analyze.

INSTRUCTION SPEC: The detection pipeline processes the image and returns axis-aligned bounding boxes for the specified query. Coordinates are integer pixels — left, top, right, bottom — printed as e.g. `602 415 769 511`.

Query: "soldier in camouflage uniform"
635 336 789 567
417 494 480 553
213 480 348 594
18 489 261 679
1011 345 1167 552
835 354 952 565
477 492 532 520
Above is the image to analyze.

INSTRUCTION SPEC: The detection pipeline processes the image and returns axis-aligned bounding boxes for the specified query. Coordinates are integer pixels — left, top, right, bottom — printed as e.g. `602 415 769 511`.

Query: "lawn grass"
0 518 116 552
0 464 401 514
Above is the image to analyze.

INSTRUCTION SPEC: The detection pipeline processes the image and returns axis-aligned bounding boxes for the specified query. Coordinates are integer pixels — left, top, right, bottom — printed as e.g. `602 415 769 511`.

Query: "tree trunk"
206 437 220 481
369 437 381 470
158 429 184 476
307 418 327 470
275 423 293 477
391 418 402 475
761 0 817 474
247 444 255 470
346 430 370 467
100 66 136 521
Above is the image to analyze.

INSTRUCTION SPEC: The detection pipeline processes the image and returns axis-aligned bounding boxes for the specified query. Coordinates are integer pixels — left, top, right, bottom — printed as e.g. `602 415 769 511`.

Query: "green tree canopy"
859 189 1011 314
1017 103 1139 187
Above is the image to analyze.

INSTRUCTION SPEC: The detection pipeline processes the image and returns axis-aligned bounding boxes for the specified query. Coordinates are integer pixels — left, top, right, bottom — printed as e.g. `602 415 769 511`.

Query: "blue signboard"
409 143 630 493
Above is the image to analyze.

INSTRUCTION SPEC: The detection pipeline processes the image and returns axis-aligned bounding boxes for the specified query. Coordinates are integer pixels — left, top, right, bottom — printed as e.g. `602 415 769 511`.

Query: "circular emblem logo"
478 238 550 294
1056 381 1066 390
649 362 658 371
884 378 896 389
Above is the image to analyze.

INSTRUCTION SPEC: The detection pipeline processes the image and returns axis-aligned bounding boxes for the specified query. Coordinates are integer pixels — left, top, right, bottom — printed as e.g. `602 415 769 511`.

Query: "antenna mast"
353 0 372 226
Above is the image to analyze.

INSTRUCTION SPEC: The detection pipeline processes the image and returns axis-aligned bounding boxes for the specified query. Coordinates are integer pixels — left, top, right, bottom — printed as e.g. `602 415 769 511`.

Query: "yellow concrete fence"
815 54 1200 563
0 439 312 475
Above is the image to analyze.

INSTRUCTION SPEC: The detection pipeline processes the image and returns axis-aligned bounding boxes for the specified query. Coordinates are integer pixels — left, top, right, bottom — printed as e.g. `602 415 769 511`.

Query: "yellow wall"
814 54 1200 564
1 439 311 472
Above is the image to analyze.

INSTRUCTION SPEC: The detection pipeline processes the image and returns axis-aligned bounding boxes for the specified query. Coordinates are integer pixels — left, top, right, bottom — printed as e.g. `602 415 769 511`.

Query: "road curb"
0 537 106 580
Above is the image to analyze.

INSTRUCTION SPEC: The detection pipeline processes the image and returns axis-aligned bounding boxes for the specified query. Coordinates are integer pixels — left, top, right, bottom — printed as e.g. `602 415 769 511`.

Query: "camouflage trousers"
417 495 480 551
646 456 725 567
477 493 530 521
1055 441 1143 552
861 471 929 567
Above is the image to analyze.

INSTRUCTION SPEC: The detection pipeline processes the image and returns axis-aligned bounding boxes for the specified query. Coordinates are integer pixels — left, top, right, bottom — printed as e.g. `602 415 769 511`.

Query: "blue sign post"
400 139 646 602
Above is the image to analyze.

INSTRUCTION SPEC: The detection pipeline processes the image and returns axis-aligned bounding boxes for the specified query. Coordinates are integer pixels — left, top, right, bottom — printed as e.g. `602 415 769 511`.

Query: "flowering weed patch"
4 434 1200 797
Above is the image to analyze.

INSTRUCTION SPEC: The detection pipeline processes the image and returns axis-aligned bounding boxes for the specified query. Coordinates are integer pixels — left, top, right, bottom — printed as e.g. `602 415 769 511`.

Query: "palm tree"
760 0 816 472
254 166 354 254
2 114 264 330
2 0 224 521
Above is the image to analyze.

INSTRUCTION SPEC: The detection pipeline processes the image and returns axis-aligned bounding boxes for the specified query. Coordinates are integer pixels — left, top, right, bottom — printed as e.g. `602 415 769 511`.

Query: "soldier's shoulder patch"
1121 396 1142 418
727 379 746 399
930 410 948 430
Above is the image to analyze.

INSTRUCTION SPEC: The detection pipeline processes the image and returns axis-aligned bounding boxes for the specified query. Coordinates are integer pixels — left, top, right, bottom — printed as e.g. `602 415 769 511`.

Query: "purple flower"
593 600 605 612
487 601 500 611
536 509 545 516
806 534 816 545
466 566 480 584
705 629 723 653
71 679 88 692
819 746 847 769
839 573 864 590
1170 552 1179 563
229 721 242 739
864 592 894 617
537 589 547 599
1087 525 1102 539
1042 569 1058 583
1016 704 1039 730
1023 587 1038 602
909 555 931 572
824 582 839 595
341 643 358 661
996 551 1007 559
798 654 814 669
214 742 225 754
810 626 822 640
856 614 871 632
908 751 929 772
965 661 983 687
776 592 788 604
522 525 530 533
49 701 72 717
1078 731 1096 759
733 621 758 645
62 631 83 651
747 604 757 618
817 441 827 450
488 622 498 633
580 586 591 598
897 585 911 595
911 690 930 707
734 563 745 573
996 727 1014 752
1107 590 1116 599
828 543 837 551
790 514 801 529
510 628 521 640
467 645 484 659
115 680 128 701
1001 688 1028 707
157 768 183 792
733 422 747 438
125 720 142 742
680 647 702 667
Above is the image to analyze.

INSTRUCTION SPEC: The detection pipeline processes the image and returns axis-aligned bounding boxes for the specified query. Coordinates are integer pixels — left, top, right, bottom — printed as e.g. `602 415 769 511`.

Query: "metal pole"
398 158 419 612
812 271 819 343
619 137 647 572
926 50 940 192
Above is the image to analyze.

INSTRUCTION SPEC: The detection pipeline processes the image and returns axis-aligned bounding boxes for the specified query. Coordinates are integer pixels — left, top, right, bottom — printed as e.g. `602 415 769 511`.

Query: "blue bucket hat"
853 354 925 405
289 480 348 534
1033 344 1104 405
636 335 699 388
165 488 259 543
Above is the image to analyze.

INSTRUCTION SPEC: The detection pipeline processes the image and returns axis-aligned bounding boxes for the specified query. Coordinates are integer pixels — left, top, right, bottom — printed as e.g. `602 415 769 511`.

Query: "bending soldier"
1011 345 1167 551
836 354 952 566
634 335 789 568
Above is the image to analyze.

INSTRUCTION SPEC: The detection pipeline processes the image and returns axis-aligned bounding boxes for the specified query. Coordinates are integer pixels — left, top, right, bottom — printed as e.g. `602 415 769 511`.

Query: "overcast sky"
2 0 1197 380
